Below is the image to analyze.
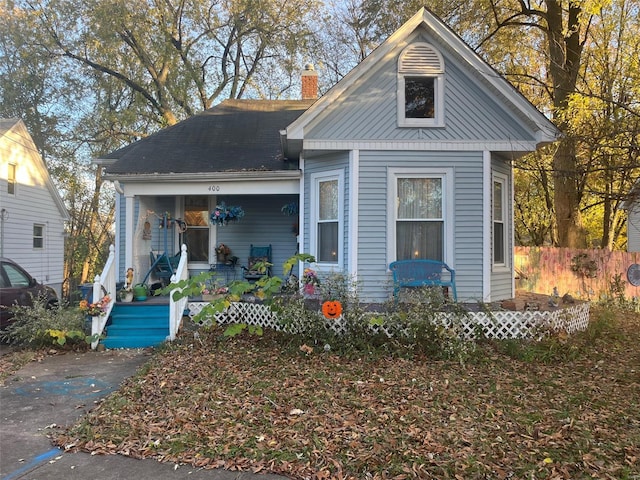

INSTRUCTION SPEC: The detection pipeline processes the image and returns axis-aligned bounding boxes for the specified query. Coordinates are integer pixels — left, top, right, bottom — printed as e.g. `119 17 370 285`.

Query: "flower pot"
119 290 134 303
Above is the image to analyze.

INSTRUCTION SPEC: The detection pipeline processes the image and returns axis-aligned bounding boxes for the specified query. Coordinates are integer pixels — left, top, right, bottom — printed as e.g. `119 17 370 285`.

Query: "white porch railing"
91 245 117 349
168 244 189 341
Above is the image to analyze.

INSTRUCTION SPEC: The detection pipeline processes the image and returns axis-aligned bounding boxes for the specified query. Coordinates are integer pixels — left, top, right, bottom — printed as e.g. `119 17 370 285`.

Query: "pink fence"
515 247 640 301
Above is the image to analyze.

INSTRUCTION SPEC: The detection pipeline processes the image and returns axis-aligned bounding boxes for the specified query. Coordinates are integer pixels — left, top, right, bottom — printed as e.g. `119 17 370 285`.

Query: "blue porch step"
102 302 170 349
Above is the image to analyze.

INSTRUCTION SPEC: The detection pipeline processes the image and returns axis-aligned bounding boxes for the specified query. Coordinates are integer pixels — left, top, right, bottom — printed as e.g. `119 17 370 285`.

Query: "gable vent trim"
399 43 444 74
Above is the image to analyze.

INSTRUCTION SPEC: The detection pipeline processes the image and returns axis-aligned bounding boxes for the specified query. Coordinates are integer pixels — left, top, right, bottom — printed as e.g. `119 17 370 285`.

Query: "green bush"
0 294 89 349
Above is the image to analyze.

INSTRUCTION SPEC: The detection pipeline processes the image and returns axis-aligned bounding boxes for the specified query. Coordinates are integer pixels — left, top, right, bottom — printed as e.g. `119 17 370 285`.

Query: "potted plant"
215 243 231 263
303 268 320 297
210 202 244 226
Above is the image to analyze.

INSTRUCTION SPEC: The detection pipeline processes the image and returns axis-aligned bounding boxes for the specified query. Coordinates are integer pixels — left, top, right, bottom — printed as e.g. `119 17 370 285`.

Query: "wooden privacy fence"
515 246 640 301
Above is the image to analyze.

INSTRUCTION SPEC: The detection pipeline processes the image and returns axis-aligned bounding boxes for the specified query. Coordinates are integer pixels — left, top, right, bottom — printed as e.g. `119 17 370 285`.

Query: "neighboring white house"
99 8 560 303
0 118 69 296
621 179 640 252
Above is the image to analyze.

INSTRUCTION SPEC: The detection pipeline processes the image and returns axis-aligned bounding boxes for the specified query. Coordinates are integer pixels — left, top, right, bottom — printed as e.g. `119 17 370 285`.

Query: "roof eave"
103 170 301 183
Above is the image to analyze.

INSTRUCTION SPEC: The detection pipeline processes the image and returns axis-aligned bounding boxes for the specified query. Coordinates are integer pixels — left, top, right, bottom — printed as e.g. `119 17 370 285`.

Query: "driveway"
0 347 287 479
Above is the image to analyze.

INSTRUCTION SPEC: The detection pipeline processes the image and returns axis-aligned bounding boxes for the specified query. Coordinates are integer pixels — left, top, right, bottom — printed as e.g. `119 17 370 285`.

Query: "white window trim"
396 42 445 128
180 195 213 270
492 172 509 270
397 75 445 127
310 169 344 271
387 167 454 267
33 223 45 250
7 163 16 195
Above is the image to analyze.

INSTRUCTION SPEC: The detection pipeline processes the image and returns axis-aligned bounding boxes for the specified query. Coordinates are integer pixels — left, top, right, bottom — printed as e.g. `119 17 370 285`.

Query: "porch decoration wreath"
210 202 245 226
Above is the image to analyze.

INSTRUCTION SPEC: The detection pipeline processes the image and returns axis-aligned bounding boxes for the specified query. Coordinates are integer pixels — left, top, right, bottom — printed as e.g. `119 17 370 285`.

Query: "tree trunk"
545 0 587 247
552 137 586 247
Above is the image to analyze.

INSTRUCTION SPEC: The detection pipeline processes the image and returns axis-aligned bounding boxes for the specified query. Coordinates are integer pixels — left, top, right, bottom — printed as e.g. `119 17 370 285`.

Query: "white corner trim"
348 150 359 277
483 151 491 302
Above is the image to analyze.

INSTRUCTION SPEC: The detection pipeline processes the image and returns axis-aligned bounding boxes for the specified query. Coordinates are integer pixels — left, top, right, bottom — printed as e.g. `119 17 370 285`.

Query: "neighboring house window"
8 163 16 195
184 196 209 262
397 42 445 127
493 174 507 266
33 224 44 249
311 171 343 265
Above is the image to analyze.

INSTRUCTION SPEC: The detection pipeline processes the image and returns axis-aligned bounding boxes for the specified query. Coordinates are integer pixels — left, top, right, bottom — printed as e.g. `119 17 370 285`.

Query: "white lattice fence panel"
187 301 590 341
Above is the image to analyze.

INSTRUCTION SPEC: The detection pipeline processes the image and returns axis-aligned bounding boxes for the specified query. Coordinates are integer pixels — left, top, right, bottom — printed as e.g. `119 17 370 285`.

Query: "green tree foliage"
1 0 320 294
341 0 639 249
25 0 320 129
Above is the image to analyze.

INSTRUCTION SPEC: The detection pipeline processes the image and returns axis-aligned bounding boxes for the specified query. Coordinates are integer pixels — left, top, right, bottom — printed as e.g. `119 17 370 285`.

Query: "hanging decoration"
210 202 245 226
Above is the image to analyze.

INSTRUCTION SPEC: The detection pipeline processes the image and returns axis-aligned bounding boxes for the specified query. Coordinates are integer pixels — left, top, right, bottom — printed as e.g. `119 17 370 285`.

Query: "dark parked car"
0 258 59 329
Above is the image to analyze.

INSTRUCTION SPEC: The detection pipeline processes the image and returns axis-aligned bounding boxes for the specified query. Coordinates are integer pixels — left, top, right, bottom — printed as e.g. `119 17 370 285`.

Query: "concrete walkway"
0 347 288 479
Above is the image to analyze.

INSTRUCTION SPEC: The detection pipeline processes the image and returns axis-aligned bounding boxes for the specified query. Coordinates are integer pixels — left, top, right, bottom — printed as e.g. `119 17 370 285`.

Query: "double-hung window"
33 224 44 249
390 169 452 263
311 171 343 265
397 42 444 127
493 174 507 266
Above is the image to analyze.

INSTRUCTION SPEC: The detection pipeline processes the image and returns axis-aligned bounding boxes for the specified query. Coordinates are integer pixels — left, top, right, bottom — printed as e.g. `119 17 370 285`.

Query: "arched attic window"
397 42 445 127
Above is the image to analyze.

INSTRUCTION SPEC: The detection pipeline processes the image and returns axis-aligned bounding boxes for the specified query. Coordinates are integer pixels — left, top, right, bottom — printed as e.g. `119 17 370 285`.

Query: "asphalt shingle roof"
103 99 314 175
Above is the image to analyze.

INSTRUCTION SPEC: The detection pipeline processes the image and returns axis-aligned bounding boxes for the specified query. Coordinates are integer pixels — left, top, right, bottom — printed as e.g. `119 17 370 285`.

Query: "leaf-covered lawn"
55 308 640 479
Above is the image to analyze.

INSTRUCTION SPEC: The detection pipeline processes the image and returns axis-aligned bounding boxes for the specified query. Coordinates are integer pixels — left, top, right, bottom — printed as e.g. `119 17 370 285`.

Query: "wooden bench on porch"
389 259 458 302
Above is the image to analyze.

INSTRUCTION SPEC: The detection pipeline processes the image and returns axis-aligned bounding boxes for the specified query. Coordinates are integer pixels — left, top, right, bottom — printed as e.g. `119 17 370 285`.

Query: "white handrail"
91 245 116 349
168 244 189 341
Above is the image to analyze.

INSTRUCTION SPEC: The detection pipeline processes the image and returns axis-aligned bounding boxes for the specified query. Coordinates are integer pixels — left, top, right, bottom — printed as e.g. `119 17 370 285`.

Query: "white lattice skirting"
187 301 590 341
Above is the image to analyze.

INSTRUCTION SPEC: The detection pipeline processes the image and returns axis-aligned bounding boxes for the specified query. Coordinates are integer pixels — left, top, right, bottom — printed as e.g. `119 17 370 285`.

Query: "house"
0 119 69 297
621 179 640 252
98 8 559 304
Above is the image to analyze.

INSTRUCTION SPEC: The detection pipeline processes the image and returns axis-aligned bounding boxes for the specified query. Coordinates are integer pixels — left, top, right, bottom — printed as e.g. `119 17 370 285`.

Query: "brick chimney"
301 63 318 100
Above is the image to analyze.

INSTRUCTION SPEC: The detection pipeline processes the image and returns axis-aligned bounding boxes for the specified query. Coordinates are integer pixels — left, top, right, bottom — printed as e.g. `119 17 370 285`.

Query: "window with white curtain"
311 171 343 265
395 177 444 261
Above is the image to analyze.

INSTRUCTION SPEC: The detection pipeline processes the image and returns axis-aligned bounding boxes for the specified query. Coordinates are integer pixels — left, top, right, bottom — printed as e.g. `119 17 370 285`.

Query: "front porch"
89 244 590 350
123 194 301 287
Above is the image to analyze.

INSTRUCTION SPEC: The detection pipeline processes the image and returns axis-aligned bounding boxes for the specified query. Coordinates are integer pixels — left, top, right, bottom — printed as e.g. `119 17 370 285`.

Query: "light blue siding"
303 154 350 273
307 28 535 143
357 150 484 302
214 195 299 278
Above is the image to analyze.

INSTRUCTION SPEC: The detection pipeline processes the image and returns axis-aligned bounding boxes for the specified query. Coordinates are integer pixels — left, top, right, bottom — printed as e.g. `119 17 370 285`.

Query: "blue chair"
241 245 272 282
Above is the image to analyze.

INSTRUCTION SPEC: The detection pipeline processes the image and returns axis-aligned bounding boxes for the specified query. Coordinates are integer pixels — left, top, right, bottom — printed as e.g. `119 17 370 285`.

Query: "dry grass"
55 307 640 479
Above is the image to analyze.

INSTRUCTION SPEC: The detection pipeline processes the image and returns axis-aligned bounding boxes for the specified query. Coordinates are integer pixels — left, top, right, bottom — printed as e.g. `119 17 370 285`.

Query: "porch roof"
98 99 315 177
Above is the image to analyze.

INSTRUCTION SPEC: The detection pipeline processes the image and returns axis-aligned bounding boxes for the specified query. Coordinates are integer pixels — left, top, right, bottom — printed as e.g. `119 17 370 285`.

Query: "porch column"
124 195 134 278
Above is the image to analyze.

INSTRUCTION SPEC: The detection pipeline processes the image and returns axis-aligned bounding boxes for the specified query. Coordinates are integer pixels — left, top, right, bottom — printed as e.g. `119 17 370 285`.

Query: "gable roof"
0 118 70 221
285 7 560 145
100 99 314 177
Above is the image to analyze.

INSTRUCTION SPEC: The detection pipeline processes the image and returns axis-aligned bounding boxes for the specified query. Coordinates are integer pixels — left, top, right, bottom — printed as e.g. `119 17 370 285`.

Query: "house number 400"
207 185 221 192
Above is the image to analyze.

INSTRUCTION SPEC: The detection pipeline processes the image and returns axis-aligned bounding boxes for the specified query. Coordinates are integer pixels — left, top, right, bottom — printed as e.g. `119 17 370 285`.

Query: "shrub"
0 294 89 349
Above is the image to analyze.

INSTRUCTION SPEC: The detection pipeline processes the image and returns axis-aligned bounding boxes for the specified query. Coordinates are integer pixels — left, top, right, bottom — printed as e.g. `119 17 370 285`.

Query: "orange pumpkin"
322 300 342 319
